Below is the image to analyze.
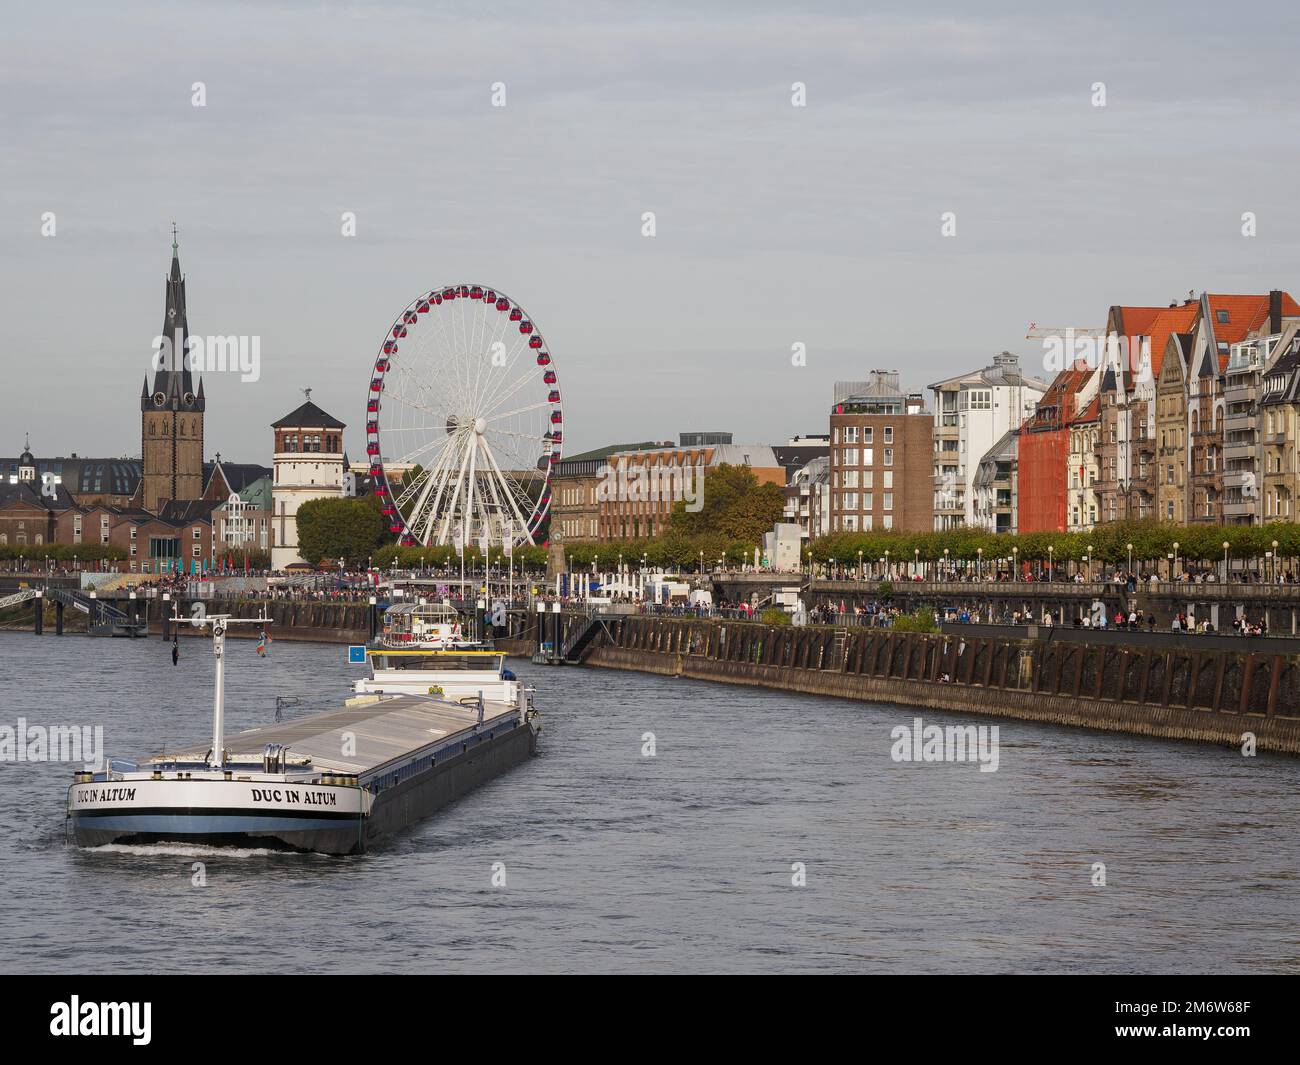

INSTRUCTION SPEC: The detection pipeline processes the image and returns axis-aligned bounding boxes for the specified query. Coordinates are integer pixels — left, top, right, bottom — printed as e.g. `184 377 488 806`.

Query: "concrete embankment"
573 615 1300 755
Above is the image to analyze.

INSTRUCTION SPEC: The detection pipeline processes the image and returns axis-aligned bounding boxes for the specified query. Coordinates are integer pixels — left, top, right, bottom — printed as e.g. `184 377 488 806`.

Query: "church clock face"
153 391 166 407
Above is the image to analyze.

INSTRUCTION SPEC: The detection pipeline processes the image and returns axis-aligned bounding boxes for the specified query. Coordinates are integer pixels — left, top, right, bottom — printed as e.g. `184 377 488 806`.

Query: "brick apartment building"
828 370 932 533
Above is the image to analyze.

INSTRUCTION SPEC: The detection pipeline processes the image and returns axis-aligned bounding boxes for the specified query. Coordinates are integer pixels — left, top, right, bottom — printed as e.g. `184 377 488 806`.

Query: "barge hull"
364 721 537 847
69 720 538 855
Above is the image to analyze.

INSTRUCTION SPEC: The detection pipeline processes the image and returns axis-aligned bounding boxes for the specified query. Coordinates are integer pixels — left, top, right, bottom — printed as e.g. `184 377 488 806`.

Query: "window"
843 448 858 465
884 448 894 467
843 426 858 444
842 470 858 488
193 544 201 558
883 515 893 530
883 426 893 443
1216 309 1229 324
863 427 873 444
863 471 873 489
883 492 893 511
862 448 873 466
842 492 857 510
883 471 893 489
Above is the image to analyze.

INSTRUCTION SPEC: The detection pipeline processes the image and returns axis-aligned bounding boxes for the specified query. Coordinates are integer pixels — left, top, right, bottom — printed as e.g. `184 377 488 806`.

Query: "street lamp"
699 549 704 575
977 547 983 580
1126 542 1133 575
1012 546 1019 581
858 549 864 578
1086 544 1093 582
1222 541 1231 582
1172 541 1179 581
914 547 920 580
1272 539 1280 582
830 557 836 581
884 550 891 579
1048 545 1054 583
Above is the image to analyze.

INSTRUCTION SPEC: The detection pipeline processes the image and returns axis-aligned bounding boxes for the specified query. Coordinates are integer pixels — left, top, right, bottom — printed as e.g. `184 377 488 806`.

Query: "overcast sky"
5 0 1300 462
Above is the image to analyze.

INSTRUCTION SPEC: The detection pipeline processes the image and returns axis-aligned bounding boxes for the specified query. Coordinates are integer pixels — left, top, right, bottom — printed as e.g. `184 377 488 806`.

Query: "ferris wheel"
366 284 562 549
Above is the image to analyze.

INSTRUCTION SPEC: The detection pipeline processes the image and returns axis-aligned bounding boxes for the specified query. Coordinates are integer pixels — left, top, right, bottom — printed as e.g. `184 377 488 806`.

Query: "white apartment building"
930 352 1047 529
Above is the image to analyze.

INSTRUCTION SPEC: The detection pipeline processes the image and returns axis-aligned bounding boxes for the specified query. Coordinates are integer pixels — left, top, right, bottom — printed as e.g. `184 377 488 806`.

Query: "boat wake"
81 842 315 860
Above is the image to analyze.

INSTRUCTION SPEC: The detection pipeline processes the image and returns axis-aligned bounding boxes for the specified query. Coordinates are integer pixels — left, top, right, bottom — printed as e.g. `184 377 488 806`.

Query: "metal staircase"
0 588 40 612
47 587 147 636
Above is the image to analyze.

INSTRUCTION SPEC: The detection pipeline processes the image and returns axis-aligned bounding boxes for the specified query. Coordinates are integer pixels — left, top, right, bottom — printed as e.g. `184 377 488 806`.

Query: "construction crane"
1024 324 1105 340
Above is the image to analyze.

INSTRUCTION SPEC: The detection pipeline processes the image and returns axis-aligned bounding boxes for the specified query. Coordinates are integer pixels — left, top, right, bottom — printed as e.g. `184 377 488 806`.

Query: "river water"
0 630 1296 974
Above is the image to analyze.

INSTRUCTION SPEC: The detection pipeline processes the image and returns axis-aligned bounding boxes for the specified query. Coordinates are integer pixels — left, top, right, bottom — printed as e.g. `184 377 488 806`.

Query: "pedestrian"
171 637 179 666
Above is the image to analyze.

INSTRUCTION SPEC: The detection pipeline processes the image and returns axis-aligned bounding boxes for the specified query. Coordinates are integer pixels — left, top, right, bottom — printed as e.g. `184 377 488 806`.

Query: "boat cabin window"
368 652 504 672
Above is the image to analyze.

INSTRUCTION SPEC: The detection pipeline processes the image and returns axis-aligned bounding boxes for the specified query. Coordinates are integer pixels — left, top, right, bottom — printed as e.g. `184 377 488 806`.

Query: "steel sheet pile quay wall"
581 616 1300 754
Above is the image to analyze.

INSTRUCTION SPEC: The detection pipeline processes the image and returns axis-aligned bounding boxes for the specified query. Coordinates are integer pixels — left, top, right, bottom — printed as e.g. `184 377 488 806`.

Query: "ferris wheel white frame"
365 284 562 549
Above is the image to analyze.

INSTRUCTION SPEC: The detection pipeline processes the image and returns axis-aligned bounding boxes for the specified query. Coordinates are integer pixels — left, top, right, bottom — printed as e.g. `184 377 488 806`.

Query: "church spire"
144 230 203 412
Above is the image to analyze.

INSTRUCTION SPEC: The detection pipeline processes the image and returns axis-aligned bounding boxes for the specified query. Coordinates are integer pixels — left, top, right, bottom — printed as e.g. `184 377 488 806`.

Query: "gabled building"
1258 326 1300 523
1094 301 1198 524
1017 364 1095 533
1222 327 1298 524
1155 332 1194 524
1067 396 1100 532
1184 291 1298 524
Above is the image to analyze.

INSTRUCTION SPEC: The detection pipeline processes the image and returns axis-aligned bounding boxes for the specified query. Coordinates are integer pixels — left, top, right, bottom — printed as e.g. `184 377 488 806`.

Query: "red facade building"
1017 365 1093 532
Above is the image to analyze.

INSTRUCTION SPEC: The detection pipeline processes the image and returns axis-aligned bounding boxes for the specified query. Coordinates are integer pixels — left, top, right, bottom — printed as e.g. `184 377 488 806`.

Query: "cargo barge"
66 612 539 854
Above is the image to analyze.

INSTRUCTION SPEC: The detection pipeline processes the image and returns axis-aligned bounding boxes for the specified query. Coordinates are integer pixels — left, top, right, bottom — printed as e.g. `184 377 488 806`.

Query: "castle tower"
270 393 347 570
140 229 206 512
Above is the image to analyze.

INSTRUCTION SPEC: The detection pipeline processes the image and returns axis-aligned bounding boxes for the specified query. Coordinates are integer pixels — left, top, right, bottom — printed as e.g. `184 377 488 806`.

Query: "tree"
295 496 389 568
667 463 784 544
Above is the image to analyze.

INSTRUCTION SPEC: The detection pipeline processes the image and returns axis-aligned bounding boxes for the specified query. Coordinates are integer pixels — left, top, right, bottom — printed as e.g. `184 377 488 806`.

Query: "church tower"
141 229 206 512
